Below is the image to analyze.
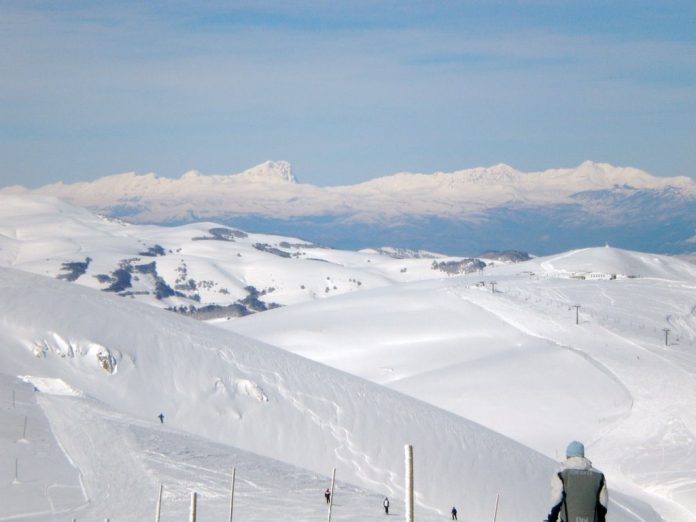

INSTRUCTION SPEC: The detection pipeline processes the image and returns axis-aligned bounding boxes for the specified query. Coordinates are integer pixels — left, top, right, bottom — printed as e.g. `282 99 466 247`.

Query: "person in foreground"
546 441 608 522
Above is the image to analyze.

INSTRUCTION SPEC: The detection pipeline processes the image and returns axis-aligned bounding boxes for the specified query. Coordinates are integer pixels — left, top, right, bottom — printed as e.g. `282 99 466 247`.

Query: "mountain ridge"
3 160 695 255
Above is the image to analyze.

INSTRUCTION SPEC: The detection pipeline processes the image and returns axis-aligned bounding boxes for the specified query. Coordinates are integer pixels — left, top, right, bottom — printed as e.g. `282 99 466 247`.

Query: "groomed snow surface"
0 195 694 521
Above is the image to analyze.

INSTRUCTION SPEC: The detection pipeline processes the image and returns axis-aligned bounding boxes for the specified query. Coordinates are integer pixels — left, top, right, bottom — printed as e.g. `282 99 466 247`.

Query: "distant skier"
383 497 389 515
451 505 458 520
546 441 608 522
158 413 164 424
324 488 331 504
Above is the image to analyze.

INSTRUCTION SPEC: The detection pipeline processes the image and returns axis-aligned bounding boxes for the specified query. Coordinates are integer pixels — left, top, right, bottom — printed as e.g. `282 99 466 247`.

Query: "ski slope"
225 247 696 521
0 266 619 521
0 194 683 520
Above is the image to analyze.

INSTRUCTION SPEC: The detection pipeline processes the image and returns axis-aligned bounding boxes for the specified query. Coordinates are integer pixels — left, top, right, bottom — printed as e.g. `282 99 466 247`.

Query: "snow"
0 194 689 521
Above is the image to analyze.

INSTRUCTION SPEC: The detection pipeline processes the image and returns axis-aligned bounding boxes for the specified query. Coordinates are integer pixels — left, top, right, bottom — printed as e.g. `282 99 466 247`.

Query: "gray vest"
558 468 605 522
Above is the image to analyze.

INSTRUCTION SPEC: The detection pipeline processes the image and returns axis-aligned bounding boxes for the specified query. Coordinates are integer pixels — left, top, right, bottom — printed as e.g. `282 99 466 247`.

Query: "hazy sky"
1 1 695 188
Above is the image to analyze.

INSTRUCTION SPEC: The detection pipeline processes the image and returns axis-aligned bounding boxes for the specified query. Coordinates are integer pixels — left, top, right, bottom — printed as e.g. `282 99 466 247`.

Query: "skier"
451 505 458 520
158 413 164 424
324 488 331 504
383 497 389 515
545 441 608 522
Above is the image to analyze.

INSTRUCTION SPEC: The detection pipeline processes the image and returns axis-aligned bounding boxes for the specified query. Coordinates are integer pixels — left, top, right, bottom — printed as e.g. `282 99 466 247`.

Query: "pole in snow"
12 389 15 408
229 468 236 522
573 305 581 325
490 282 497 293
155 483 163 522
405 444 414 522
189 491 197 522
12 458 18 484
327 467 336 522
663 328 671 346
21 416 27 440
492 493 500 522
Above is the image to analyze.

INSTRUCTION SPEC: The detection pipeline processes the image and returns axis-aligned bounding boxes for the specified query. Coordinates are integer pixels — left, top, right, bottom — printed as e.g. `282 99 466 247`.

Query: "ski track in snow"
218 349 403 499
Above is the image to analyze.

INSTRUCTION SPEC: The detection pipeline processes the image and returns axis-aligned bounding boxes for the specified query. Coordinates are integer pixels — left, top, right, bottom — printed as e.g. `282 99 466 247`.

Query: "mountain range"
4 160 696 255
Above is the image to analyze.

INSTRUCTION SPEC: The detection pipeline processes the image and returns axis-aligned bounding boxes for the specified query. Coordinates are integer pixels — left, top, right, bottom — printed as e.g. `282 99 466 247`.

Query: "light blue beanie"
566 441 585 458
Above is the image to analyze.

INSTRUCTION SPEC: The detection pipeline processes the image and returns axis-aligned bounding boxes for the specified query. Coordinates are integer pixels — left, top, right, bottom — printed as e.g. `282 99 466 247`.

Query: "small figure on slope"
383 497 389 515
451 505 458 520
546 441 608 522
324 488 331 504
158 413 164 424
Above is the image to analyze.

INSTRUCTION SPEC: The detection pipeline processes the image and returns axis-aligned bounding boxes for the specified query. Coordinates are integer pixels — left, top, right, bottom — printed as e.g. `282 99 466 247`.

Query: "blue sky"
1 0 695 187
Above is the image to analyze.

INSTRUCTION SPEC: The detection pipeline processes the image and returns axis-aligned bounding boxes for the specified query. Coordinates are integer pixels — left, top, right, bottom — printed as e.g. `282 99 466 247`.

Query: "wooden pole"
229 468 236 522
155 483 163 522
327 467 336 522
190 491 197 522
492 493 500 522
405 444 414 522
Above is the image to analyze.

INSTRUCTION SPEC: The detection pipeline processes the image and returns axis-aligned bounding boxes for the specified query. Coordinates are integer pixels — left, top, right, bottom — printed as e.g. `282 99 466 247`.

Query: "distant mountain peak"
235 160 297 183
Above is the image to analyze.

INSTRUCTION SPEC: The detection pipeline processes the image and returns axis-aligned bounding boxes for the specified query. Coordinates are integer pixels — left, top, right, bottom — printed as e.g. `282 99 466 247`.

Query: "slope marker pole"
189 491 197 522
327 467 336 522
155 483 163 522
405 444 414 522
492 493 500 522
229 467 236 522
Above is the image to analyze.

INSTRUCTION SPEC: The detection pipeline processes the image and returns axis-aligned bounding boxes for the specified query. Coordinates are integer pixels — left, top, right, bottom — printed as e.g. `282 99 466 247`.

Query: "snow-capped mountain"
4 161 695 255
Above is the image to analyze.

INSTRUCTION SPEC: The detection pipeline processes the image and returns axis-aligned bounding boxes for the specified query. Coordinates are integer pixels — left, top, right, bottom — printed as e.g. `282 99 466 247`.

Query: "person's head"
566 440 585 458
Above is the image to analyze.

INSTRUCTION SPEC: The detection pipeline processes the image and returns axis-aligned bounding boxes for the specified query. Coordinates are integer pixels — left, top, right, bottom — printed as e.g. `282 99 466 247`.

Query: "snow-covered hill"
0 194 481 316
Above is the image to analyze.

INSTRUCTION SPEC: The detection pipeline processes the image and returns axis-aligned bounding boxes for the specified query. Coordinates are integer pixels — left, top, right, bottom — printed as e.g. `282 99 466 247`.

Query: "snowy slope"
2 266 649 521
225 247 696 521
0 371 427 522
